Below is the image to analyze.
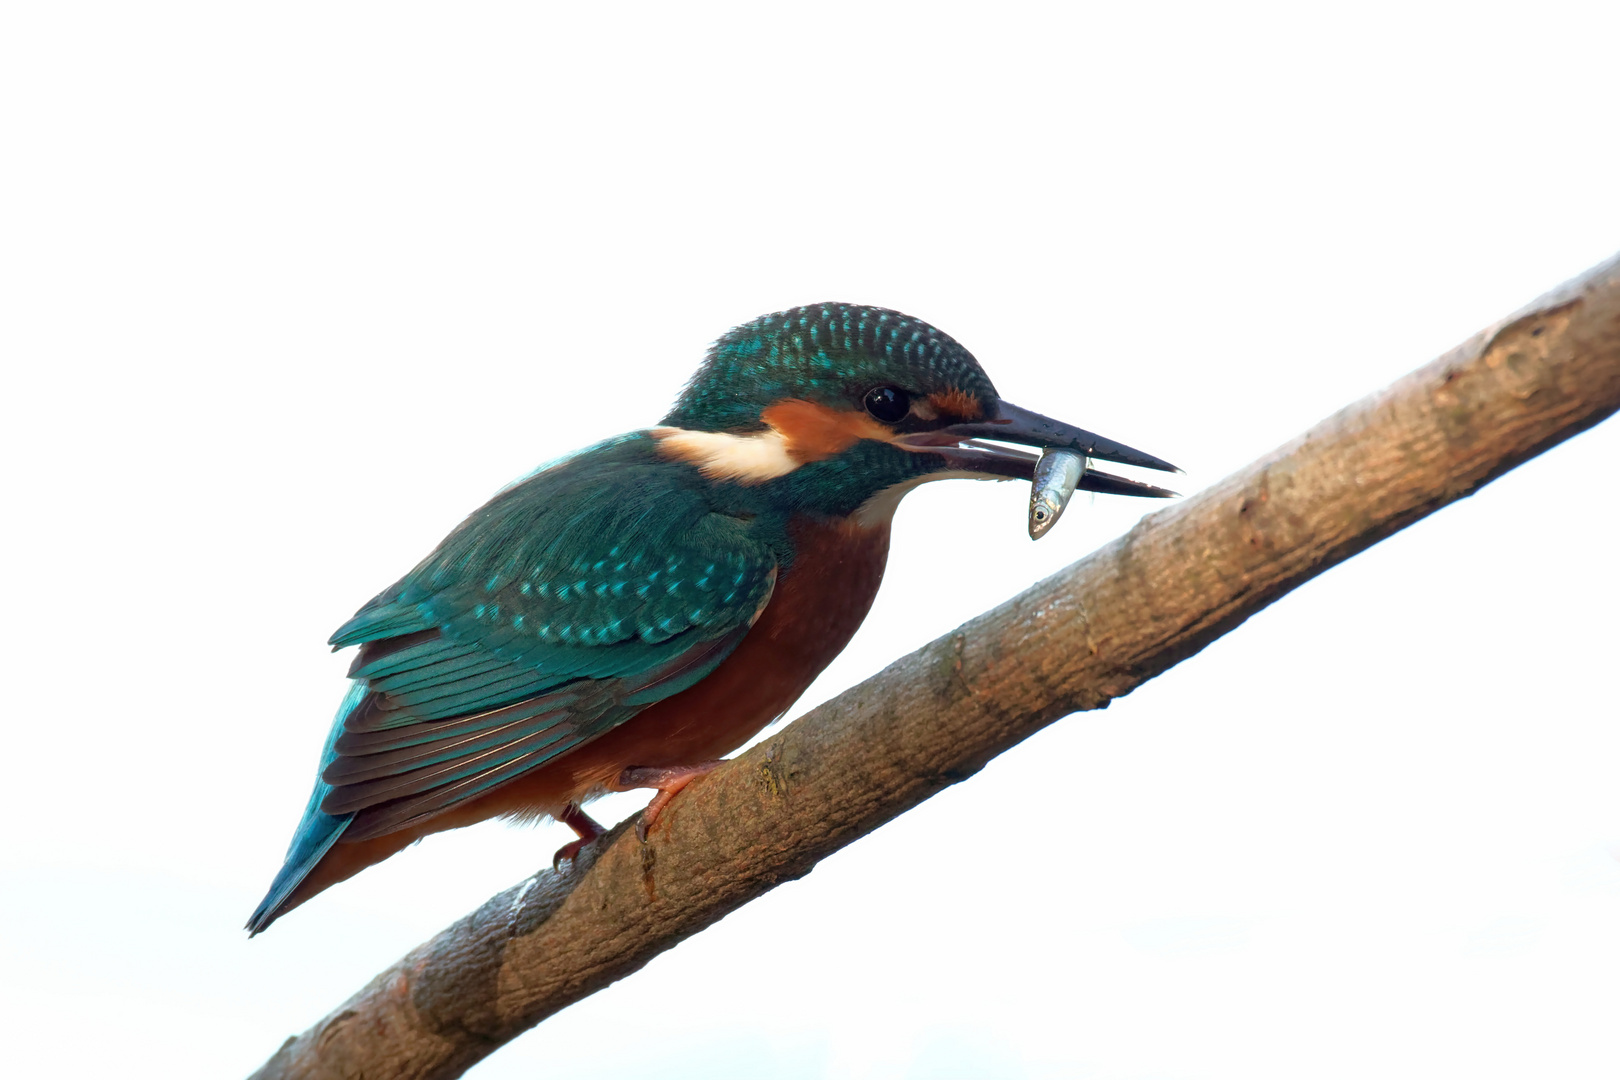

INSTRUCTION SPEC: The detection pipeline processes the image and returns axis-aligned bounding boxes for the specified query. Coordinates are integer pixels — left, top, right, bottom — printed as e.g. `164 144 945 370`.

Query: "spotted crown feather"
663 303 999 432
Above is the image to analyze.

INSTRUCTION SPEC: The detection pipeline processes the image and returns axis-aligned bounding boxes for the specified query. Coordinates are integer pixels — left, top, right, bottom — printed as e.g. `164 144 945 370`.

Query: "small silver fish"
1029 448 1088 540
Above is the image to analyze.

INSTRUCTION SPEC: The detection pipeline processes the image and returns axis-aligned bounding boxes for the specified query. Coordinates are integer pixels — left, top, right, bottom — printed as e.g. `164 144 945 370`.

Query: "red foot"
614 761 725 842
552 802 607 870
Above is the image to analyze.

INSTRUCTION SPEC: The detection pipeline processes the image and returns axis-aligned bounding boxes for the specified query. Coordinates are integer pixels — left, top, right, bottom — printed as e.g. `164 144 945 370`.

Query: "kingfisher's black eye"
863 386 911 423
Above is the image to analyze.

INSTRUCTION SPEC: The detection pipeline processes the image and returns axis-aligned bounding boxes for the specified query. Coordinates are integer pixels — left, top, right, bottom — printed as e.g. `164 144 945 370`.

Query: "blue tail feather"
246 682 365 935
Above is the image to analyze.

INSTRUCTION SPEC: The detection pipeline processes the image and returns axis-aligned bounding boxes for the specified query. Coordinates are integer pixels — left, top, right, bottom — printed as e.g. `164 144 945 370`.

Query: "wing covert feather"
314 436 778 835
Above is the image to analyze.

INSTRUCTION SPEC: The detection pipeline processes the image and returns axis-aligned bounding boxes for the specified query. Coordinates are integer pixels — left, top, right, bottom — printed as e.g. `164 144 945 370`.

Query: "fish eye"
863 386 911 423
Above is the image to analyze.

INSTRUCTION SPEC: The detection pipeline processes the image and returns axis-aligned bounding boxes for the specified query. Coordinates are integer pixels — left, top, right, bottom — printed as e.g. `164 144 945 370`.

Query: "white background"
3 3 1618 1078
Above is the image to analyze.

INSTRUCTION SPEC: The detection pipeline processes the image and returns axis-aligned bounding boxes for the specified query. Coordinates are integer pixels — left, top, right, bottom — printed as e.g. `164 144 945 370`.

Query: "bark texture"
251 253 1620 1080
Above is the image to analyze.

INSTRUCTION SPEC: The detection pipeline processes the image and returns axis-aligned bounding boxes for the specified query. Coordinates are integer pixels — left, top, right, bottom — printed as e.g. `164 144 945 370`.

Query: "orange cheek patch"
761 399 895 463
928 387 984 421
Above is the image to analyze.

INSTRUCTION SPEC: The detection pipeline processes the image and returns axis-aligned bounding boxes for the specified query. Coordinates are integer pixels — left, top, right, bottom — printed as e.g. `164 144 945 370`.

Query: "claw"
552 837 592 871
614 761 725 842
551 802 606 871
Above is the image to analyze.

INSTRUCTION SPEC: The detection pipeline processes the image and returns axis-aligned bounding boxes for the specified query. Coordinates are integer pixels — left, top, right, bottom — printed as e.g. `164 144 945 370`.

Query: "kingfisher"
247 303 1177 934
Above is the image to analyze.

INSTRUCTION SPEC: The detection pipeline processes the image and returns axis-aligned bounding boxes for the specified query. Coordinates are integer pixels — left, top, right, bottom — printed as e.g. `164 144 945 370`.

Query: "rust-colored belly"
288 515 891 913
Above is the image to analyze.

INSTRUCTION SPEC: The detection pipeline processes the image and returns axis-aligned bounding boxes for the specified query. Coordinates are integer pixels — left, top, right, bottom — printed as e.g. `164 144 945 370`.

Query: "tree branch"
251 253 1620 1080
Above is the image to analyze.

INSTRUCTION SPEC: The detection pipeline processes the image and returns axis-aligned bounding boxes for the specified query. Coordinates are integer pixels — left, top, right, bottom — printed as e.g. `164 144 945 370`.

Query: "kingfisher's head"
654 303 1177 525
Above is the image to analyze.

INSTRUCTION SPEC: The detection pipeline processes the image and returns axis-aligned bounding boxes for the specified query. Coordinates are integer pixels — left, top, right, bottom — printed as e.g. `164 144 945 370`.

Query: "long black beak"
897 399 1181 499
947 400 1180 472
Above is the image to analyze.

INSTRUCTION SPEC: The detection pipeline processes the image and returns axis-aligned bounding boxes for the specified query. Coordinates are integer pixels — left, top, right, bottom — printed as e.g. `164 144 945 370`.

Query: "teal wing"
248 437 776 934
320 440 778 840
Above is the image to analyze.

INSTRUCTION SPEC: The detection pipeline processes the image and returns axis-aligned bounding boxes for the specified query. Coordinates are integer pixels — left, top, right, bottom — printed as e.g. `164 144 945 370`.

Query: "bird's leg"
551 802 607 870
614 761 725 842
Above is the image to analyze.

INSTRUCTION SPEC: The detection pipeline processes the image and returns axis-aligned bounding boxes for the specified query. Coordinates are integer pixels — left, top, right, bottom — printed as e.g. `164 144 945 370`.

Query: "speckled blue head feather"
663 303 999 432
